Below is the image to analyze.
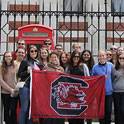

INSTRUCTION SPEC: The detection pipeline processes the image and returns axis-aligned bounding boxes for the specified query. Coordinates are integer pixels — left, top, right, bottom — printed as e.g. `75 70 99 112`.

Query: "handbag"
10 77 30 97
16 81 25 89
16 76 30 90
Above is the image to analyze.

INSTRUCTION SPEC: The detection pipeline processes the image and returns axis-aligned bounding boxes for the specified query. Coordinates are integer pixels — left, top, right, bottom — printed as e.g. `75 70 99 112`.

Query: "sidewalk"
65 122 115 124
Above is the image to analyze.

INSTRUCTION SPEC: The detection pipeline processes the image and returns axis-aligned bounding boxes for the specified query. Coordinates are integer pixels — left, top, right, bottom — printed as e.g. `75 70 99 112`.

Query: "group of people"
0 38 124 124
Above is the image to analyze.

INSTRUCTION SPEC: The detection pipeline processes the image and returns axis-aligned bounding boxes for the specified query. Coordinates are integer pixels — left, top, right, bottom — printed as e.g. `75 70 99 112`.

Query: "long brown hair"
115 53 124 70
39 48 49 63
1 51 15 75
81 50 95 71
69 51 81 66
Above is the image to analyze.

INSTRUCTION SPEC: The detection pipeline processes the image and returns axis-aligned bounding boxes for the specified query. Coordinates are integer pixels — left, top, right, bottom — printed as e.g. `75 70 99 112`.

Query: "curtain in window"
112 0 124 12
64 0 83 11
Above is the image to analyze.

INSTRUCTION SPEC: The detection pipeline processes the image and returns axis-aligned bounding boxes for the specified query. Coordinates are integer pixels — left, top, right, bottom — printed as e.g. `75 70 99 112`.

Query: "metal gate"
0 0 124 58
0 0 124 123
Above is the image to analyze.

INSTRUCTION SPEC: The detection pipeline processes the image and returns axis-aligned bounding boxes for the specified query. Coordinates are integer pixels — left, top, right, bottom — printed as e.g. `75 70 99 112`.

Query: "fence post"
0 86 2 124
0 0 1 47
0 0 2 122
0 87 1 124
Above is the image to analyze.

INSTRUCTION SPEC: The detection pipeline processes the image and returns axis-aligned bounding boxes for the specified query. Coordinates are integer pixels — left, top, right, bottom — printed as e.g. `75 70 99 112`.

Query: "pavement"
2 121 115 124
65 122 115 124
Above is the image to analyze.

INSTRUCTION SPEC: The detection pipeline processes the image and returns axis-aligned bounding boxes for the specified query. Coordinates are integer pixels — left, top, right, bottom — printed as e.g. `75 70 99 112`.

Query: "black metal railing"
0 0 124 59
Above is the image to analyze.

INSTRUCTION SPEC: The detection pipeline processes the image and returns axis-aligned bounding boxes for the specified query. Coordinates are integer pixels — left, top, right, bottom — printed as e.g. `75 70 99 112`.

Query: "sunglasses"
110 48 117 51
119 57 124 60
44 42 51 45
30 50 37 53
74 55 80 58
56 47 62 50
18 43 25 45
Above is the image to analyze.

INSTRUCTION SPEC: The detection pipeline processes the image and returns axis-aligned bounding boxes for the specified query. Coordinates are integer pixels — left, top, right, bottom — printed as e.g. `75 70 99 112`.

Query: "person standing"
14 47 26 70
43 39 53 53
117 47 124 55
54 44 63 57
18 45 44 124
59 52 69 71
81 50 95 75
72 43 81 53
12 39 26 60
43 52 64 124
0 51 18 124
92 50 113 124
80 50 95 124
66 51 90 124
110 45 118 65
39 48 49 66
112 52 124 124
106 50 113 62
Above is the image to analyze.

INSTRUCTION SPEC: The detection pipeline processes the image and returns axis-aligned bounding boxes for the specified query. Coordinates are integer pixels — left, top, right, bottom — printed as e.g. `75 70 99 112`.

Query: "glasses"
119 57 124 60
74 56 80 58
44 42 51 45
30 50 37 53
18 43 25 45
5 56 12 58
107 54 112 56
75 46 81 48
56 47 62 50
83 54 90 57
18 51 25 54
110 48 117 51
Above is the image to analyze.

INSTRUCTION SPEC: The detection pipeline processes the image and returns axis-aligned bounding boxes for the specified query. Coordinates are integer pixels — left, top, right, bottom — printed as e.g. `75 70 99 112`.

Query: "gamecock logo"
51 75 89 116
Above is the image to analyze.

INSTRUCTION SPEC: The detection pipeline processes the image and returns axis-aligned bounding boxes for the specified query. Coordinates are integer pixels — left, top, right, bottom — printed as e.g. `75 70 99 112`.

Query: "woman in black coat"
66 51 90 124
18 45 44 124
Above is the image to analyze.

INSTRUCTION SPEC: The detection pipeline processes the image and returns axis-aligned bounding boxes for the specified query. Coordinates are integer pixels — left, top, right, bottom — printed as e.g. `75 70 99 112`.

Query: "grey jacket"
112 67 124 92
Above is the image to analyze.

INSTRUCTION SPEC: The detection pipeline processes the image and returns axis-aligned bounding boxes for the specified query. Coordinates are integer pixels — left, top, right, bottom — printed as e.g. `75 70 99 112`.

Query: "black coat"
18 58 44 87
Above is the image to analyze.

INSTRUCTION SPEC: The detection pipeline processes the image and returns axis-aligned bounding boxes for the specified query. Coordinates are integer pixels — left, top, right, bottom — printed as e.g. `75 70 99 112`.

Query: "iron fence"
0 0 124 123
0 0 124 59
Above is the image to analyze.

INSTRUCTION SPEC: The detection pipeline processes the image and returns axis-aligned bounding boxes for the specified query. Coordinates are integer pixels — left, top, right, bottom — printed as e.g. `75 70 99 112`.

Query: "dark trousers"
86 119 92 124
99 95 112 124
43 118 64 124
1 93 18 124
68 119 84 124
113 92 124 124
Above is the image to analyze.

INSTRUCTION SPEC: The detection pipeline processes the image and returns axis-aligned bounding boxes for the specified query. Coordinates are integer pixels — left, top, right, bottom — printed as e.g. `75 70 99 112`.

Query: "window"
63 0 83 12
111 0 124 12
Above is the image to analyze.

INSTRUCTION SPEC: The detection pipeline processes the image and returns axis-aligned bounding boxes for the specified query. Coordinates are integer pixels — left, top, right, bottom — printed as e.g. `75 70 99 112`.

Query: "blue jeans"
19 86 32 124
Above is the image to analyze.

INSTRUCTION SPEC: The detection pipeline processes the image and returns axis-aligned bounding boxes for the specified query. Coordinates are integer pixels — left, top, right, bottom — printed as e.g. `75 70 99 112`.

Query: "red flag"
31 70 105 119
